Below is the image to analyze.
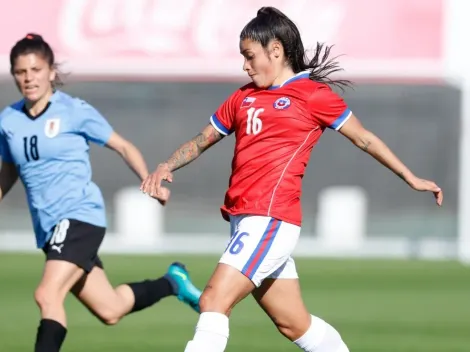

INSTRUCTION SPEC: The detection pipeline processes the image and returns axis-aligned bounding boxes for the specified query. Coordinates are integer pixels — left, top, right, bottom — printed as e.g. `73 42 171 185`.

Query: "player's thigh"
35 260 85 305
252 258 311 340
37 219 106 301
205 215 299 314
199 262 255 314
71 265 132 325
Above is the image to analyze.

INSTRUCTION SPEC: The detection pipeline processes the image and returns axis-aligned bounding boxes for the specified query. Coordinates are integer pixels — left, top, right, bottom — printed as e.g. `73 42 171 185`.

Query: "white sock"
294 315 349 352
184 312 229 352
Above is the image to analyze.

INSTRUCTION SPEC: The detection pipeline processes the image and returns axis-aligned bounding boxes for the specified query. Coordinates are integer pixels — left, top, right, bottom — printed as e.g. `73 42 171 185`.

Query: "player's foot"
164 262 201 313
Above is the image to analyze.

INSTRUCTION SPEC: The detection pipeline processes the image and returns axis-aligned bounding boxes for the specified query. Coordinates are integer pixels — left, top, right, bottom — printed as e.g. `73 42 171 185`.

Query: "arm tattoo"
359 137 372 152
166 127 224 171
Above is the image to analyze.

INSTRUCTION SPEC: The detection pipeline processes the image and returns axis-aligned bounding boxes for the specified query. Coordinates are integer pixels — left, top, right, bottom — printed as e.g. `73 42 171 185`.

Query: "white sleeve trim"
335 110 352 131
210 115 229 135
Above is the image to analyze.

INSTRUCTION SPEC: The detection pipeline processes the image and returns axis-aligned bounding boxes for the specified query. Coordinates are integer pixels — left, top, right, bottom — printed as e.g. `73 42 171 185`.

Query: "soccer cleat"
164 262 201 313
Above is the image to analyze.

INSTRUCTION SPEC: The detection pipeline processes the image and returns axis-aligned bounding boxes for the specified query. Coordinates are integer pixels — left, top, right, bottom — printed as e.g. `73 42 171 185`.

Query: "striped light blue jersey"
0 91 113 248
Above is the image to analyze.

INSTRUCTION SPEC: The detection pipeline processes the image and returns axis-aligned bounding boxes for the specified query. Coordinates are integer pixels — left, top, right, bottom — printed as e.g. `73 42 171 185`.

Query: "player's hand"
148 185 171 205
407 176 443 206
140 163 173 205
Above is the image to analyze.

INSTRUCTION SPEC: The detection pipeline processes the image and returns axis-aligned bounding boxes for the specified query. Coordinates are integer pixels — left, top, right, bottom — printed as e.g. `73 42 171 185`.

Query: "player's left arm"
309 87 443 206
105 132 149 182
77 101 149 181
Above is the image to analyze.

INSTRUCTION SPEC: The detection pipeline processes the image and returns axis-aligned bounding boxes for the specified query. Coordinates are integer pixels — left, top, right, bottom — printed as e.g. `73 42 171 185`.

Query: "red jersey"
210 71 351 226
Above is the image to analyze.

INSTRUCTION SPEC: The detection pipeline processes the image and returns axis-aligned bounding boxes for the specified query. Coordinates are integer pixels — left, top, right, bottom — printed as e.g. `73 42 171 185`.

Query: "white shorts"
219 214 300 287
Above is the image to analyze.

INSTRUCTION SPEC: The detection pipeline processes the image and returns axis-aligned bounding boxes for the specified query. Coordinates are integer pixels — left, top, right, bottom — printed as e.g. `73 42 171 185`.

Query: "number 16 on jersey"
246 108 264 135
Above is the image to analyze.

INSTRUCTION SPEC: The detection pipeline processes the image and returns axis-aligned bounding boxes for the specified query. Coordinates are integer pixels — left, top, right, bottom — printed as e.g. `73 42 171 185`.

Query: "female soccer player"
141 7 443 352
0 34 201 352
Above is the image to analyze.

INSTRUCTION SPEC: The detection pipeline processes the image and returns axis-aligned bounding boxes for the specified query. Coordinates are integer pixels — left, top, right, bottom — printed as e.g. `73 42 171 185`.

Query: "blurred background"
0 1 469 351
0 0 463 257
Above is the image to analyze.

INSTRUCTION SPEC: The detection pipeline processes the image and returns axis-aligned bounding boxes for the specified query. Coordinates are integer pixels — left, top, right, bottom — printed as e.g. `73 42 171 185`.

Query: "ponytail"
241 7 352 92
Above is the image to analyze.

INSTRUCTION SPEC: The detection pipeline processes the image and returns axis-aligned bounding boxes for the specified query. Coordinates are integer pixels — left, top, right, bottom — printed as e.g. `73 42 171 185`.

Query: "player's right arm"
0 131 18 201
0 161 18 201
140 124 224 204
141 88 240 204
164 124 225 172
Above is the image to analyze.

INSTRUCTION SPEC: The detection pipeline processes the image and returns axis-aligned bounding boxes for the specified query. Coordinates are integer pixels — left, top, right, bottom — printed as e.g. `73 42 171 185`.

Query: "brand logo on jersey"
44 118 61 138
273 97 291 110
241 97 256 108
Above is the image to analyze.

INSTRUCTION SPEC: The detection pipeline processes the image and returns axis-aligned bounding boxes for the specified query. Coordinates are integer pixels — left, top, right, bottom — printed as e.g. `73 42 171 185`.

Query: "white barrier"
316 186 367 250
114 187 164 248
0 186 458 259
115 186 369 252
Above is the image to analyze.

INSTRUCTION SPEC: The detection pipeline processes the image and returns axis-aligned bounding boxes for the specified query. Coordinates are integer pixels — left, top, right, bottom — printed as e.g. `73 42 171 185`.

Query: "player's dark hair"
240 7 352 92
9 33 64 87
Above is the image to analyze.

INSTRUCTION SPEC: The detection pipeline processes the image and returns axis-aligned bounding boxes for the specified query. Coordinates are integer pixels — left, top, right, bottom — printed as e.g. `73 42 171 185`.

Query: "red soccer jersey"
210 71 351 226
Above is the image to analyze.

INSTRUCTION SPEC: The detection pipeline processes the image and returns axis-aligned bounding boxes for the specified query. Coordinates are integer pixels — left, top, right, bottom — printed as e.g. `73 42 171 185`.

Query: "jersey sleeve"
0 130 13 163
308 86 352 130
209 90 241 136
76 101 114 146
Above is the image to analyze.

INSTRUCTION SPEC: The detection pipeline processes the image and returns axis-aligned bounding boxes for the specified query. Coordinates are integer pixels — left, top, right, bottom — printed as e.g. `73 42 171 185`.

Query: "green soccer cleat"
164 262 201 313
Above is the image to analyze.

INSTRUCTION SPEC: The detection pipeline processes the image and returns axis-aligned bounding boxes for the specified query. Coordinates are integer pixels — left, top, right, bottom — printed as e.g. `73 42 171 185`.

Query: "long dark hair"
240 7 352 92
9 33 64 87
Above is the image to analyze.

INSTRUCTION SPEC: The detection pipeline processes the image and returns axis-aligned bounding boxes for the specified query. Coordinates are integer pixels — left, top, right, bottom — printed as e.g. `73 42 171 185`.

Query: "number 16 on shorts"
219 215 300 287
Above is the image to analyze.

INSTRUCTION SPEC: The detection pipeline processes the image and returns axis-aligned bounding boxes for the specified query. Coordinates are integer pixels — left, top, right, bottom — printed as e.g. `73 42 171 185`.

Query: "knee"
34 285 64 311
96 311 121 326
272 314 311 341
199 288 233 315
198 289 218 313
91 304 124 326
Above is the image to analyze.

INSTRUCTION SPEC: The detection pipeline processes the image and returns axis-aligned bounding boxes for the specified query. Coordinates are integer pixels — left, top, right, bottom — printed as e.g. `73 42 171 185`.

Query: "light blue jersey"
0 91 113 248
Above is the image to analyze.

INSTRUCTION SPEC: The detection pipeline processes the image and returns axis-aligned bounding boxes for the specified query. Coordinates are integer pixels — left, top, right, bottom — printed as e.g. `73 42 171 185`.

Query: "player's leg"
184 215 298 352
253 259 349 352
34 219 96 352
71 259 201 325
184 263 254 352
34 261 85 352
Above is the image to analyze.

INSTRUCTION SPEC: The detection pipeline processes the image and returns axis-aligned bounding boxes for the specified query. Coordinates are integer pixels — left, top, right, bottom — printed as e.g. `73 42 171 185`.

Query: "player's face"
240 39 279 88
12 53 55 103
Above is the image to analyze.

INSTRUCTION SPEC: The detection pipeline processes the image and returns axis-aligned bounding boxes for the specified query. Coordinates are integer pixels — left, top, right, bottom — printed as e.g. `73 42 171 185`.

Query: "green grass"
0 254 469 351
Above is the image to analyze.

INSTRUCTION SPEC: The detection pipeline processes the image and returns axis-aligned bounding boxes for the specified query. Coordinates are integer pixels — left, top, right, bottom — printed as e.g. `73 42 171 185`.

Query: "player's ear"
48 68 56 84
270 40 282 59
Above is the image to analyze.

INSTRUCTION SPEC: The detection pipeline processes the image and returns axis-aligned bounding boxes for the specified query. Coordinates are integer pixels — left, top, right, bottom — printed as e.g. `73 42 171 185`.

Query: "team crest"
44 118 61 138
273 97 291 110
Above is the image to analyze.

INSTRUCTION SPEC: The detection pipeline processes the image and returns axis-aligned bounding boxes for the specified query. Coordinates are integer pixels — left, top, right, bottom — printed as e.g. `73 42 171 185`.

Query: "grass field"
0 254 469 351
